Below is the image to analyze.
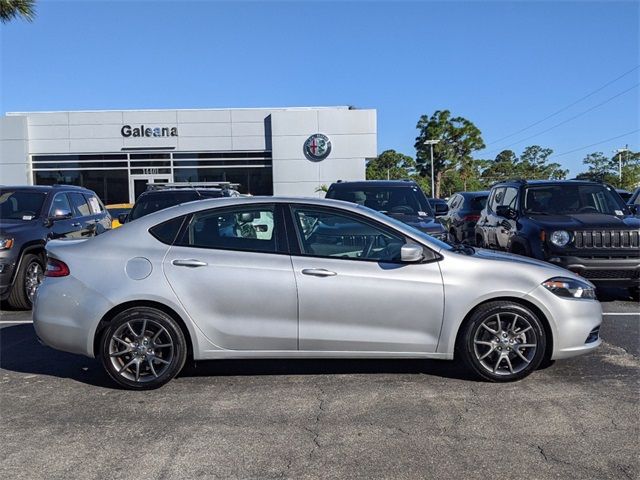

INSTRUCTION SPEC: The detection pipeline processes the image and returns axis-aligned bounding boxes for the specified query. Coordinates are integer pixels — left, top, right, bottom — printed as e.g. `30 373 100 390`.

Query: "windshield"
129 191 199 220
354 204 452 251
523 184 628 216
0 190 46 221
328 185 434 217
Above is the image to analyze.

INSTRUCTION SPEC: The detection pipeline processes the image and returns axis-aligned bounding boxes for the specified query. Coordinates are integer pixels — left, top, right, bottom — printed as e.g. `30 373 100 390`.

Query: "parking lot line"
602 312 639 316
0 320 33 324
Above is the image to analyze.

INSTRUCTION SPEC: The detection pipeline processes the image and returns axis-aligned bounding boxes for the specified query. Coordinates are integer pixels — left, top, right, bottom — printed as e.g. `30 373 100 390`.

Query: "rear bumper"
546 255 640 287
33 276 112 358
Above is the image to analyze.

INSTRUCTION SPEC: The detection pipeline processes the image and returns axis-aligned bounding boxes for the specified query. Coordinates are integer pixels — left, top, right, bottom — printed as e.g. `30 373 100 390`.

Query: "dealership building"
0 106 376 204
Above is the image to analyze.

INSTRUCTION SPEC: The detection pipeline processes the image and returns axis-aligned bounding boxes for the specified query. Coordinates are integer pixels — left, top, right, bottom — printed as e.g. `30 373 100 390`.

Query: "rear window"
129 191 199 220
469 195 488 211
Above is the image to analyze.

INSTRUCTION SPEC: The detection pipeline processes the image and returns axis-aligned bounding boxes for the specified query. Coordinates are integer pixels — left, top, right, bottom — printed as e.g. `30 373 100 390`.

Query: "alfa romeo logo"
304 134 332 161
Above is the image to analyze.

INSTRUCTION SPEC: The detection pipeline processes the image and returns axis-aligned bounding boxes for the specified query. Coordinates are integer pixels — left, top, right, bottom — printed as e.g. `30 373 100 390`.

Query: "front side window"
178 205 278 253
291 206 405 262
499 187 518 209
49 193 72 217
68 192 91 217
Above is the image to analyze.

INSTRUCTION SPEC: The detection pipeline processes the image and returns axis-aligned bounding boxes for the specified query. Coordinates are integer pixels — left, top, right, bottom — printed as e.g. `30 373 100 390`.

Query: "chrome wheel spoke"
134 360 141 382
493 356 502 373
504 355 514 373
140 319 148 337
126 322 137 337
118 358 136 374
479 346 495 360
495 314 501 331
153 357 170 365
474 340 493 346
517 326 532 335
154 343 172 348
148 358 158 378
110 349 130 357
514 348 531 363
113 337 131 348
520 343 536 348
481 323 497 334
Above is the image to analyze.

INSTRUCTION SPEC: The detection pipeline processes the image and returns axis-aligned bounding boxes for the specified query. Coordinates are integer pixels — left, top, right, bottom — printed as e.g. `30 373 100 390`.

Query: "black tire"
456 301 547 382
7 253 44 310
100 307 187 390
628 287 640 302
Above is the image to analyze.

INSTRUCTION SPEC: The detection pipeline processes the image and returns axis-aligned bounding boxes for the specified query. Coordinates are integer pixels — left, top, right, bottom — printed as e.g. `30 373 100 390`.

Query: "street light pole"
423 139 440 197
614 145 629 181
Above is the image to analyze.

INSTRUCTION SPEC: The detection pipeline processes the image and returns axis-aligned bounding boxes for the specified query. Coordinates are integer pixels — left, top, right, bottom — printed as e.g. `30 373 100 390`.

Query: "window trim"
286 203 423 264
173 203 289 255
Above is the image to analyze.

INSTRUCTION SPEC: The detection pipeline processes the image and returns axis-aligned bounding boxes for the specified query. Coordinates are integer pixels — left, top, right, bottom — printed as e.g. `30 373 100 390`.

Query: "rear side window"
177 205 279 254
84 194 104 214
149 216 187 245
49 193 72 216
68 192 91 217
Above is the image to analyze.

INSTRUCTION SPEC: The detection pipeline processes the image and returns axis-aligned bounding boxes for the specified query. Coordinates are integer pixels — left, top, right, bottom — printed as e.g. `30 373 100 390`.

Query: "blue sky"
1 0 638 176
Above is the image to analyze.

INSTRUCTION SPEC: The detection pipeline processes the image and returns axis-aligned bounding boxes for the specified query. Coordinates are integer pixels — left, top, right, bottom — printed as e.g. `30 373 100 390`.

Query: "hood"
387 213 445 233
472 248 556 269
0 219 39 236
527 212 640 230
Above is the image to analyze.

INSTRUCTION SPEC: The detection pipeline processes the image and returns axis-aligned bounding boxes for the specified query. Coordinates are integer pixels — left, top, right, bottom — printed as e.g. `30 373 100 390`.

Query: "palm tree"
0 0 36 23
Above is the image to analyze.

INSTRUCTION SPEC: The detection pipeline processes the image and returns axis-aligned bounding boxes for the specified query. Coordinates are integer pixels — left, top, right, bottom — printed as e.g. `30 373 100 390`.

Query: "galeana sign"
121 125 178 138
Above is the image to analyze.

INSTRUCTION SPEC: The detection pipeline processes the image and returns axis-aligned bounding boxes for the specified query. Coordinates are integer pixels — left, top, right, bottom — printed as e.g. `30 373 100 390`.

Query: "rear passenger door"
67 192 95 238
48 192 84 240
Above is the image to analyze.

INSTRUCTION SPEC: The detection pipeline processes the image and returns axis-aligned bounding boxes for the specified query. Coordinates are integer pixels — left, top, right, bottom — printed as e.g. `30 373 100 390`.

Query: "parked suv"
121 182 240 223
0 185 111 308
441 191 489 244
475 179 640 296
325 180 449 241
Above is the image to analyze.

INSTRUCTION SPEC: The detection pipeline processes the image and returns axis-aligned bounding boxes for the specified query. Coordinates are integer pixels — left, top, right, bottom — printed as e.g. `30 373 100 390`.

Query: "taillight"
45 258 70 277
463 214 480 222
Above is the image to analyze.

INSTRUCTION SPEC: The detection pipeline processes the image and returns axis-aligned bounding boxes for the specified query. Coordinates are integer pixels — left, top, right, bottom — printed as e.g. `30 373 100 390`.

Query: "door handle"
172 259 208 268
301 268 337 277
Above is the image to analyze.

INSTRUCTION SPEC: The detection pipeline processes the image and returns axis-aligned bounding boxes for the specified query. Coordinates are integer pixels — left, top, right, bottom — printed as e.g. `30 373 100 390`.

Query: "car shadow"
597 287 637 303
0 324 478 388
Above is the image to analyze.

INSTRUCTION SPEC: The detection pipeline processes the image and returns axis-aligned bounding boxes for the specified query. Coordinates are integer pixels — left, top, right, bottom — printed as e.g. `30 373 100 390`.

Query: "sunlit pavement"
1 289 638 479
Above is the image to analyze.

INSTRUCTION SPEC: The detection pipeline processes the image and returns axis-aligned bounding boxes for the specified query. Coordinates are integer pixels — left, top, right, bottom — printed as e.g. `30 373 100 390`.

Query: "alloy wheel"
473 312 538 376
107 318 175 383
24 261 44 303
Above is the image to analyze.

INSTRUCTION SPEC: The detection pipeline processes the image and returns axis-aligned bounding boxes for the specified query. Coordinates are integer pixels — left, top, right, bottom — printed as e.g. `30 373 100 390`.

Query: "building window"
173 167 273 195
34 169 129 205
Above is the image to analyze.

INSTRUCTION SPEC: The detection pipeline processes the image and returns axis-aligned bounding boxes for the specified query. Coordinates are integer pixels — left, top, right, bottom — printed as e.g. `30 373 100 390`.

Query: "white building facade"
0 106 376 204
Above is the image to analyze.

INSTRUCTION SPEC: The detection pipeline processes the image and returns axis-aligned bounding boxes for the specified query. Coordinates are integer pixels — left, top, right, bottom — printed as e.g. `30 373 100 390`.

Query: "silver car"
33 197 602 389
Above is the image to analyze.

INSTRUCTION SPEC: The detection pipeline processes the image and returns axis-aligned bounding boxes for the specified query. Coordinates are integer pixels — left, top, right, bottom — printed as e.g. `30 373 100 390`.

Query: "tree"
366 149 416 181
577 150 640 190
479 146 568 185
0 0 36 23
414 110 485 198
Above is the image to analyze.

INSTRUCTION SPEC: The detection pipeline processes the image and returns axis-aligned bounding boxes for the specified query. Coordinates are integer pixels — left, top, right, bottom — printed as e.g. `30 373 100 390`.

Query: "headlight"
542 277 596 299
0 238 14 250
550 230 571 247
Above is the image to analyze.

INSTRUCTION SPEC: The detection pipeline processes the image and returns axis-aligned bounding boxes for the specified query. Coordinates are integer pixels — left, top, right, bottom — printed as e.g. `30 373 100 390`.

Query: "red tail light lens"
45 258 70 277
463 214 480 222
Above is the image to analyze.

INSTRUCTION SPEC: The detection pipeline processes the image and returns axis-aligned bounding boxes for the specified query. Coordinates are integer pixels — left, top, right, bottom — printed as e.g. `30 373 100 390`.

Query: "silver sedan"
33 197 602 389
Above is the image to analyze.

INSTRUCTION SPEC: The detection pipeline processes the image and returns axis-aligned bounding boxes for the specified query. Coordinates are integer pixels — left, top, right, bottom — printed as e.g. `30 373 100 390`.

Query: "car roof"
329 180 419 188
0 184 89 192
458 190 489 197
493 179 607 187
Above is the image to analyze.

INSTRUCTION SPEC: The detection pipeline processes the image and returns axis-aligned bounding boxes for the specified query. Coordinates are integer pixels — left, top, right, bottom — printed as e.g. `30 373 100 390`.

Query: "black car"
475 179 639 296
440 191 489 244
122 182 240 223
0 185 111 309
325 180 449 241
628 187 640 207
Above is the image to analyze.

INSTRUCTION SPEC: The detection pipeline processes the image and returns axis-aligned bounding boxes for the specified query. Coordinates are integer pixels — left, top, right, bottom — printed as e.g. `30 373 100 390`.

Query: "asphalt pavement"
0 289 638 480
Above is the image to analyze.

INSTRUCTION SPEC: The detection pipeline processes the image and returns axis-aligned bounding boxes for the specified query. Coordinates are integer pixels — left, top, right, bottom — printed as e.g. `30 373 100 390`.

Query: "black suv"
475 179 640 295
325 180 449 241
0 185 111 309
122 182 241 223
441 191 490 244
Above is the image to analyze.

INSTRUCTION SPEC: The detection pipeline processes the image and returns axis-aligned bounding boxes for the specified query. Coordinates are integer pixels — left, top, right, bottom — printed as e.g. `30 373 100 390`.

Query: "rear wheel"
457 301 546 382
8 253 44 310
100 307 187 390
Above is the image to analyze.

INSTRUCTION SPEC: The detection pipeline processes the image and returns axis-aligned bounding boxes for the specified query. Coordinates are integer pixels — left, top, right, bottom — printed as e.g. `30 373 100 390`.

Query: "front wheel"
100 307 187 390
457 301 547 382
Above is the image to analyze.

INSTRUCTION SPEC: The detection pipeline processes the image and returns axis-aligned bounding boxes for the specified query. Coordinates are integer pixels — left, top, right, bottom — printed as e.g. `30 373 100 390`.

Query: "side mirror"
401 243 424 263
434 203 449 217
50 208 73 221
496 205 517 219
118 213 128 224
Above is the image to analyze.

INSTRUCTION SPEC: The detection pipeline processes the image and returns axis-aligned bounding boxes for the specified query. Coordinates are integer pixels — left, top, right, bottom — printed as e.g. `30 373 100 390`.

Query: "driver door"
288 205 444 353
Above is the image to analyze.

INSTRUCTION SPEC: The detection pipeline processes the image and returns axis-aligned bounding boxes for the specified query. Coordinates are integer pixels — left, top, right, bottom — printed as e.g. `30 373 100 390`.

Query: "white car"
34 197 602 389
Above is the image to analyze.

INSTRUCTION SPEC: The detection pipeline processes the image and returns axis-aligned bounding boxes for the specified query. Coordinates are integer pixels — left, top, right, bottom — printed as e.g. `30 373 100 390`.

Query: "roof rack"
145 182 240 191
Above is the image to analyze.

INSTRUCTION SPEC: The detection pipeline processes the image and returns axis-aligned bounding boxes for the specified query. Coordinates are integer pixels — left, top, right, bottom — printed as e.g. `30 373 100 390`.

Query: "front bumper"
546 254 640 287
527 284 602 360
